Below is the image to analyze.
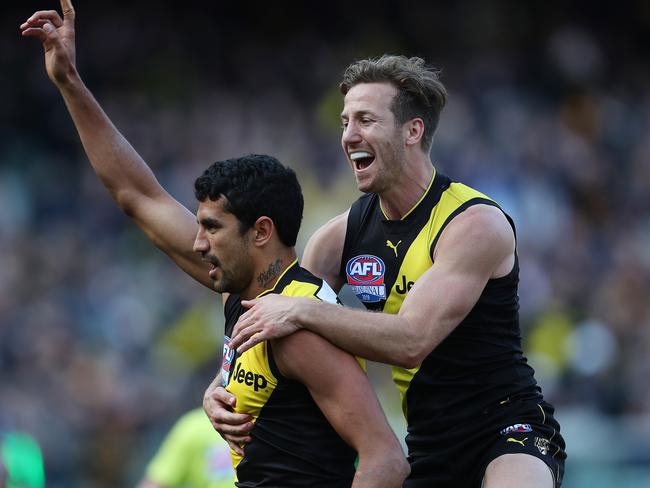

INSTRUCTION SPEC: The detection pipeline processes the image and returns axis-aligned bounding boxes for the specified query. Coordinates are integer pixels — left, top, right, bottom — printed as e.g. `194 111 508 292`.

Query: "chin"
357 180 379 194
354 174 373 193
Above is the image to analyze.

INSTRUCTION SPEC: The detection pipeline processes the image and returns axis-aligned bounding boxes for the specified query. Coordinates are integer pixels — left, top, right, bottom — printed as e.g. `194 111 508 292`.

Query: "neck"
379 158 434 220
241 247 297 300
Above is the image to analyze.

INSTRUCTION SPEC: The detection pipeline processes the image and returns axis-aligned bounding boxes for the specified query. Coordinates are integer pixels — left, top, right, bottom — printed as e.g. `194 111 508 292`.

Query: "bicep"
273 331 392 450
400 206 514 350
129 190 213 289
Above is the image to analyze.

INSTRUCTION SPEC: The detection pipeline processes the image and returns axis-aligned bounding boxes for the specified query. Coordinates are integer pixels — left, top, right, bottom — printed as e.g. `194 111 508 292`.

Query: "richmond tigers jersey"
339 170 540 454
220 260 355 487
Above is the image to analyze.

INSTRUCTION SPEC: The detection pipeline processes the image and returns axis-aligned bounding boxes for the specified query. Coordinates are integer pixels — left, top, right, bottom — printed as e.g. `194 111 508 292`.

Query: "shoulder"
308 210 349 248
434 204 515 272
302 210 350 290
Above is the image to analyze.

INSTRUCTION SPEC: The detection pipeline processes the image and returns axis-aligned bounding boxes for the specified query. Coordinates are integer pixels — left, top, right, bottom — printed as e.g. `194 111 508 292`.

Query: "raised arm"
232 205 515 366
20 0 212 289
272 330 409 487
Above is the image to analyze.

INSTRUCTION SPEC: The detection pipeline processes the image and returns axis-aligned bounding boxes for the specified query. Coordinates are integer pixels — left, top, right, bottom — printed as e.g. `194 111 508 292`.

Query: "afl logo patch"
346 255 387 303
220 335 235 387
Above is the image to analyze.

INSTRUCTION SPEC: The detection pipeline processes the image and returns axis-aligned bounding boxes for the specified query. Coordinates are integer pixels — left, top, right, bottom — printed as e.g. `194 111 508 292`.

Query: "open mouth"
349 151 375 170
203 256 220 279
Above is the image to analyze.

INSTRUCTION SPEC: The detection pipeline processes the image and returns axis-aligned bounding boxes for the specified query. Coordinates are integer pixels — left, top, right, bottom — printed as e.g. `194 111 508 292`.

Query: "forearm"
353 446 409 488
56 73 164 214
294 298 420 368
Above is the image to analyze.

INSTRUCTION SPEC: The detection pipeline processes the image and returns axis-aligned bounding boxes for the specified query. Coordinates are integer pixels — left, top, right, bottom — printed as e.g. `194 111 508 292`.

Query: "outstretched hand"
20 0 77 86
230 295 304 353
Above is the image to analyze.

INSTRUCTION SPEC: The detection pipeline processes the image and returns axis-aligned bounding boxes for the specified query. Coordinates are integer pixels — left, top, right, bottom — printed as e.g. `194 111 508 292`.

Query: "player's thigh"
482 453 553 488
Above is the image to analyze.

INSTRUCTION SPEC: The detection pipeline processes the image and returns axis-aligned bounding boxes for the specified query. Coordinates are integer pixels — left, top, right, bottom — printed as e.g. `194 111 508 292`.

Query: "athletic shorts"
404 396 566 487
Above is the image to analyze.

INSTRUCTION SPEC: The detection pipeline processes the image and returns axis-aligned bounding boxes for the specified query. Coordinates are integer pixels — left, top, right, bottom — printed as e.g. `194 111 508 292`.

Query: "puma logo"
386 240 402 257
506 437 528 447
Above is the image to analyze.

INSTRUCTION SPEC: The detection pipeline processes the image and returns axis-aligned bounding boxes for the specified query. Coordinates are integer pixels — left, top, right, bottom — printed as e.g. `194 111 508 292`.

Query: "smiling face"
341 82 408 194
193 197 255 295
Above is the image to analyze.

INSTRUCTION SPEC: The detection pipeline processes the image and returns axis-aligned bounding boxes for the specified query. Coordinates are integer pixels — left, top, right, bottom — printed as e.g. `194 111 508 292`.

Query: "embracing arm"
272 330 409 487
20 0 211 289
233 205 515 367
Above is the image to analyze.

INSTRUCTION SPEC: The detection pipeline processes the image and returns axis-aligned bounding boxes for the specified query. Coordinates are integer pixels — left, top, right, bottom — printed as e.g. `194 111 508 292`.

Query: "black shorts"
404 397 566 488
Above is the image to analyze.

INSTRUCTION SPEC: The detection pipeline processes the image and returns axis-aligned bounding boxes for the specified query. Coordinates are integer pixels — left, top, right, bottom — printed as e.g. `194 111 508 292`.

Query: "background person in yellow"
20 2 409 487
137 408 234 488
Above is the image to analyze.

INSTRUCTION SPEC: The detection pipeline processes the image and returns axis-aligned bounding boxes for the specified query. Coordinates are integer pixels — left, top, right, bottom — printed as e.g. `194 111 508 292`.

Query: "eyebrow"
198 217 220 227
341 109 375 119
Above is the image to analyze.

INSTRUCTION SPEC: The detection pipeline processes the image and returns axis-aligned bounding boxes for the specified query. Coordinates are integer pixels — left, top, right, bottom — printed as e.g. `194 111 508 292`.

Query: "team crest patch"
535 436 550 455
220 335 235 386
500 423 533 435
346 255 387 303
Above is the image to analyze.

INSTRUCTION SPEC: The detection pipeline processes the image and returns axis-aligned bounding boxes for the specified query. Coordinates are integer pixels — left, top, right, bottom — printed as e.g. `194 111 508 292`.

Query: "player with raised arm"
20 3 409 487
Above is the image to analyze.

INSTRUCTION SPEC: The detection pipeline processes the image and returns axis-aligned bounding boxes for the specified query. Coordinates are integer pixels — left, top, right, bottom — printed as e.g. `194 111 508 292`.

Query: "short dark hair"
340 55 448 153
194 154 303 247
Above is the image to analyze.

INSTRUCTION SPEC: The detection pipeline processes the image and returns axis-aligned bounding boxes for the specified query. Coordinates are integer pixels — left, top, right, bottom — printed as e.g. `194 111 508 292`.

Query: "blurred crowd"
1 1 649 486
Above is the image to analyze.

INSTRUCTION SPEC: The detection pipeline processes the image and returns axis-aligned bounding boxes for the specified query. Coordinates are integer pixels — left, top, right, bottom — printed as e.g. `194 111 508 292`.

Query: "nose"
193 229 208 254
342 120 362 147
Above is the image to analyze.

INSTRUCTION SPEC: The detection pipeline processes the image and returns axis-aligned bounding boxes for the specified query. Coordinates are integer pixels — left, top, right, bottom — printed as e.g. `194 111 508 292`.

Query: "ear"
404 118 425 148
252 216 274 247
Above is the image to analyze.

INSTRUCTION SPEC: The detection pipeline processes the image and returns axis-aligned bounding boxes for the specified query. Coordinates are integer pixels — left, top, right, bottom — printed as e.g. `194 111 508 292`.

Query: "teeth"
350 151 373 161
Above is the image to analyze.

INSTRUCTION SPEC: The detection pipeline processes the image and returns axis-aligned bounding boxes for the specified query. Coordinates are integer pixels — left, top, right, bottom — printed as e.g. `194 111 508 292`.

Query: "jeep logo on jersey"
232 361 268 392
220 335 235 387
346 255 387 303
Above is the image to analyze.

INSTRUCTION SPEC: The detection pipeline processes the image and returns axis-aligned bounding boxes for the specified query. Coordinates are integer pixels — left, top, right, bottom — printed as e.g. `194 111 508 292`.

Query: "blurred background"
1 0 649 486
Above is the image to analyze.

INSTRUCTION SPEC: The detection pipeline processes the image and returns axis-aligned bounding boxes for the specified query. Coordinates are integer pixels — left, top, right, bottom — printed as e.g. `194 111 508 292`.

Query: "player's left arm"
232 205 514 367
272 331 409 487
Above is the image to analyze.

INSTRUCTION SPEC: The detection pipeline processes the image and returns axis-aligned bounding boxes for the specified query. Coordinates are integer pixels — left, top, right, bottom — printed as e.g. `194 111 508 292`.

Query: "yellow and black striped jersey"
220 260 356 487
339 170 540 455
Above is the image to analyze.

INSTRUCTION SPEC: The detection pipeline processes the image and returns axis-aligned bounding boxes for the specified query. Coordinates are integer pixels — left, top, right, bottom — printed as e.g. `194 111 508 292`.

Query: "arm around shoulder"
290 204 515 368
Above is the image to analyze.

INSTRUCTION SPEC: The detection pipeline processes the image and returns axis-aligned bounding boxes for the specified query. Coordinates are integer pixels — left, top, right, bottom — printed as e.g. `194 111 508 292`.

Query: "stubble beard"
365 136 407 195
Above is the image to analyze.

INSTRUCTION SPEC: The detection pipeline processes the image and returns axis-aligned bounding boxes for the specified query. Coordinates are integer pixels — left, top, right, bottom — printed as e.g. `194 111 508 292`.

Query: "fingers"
230 324 253 349
204 386 253 427
20 20 60 49
235 334 265 354
224 438 245 457
241 299 256 309
225 433 252 445
20 26 49 43
210 408 252 427
60 0 75 20
212 418 254 436
212 385 237 408
21 10 64 30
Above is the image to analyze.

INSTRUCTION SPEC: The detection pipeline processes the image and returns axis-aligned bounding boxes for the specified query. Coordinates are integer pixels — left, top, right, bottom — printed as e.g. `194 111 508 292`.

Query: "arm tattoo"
256 259 282 289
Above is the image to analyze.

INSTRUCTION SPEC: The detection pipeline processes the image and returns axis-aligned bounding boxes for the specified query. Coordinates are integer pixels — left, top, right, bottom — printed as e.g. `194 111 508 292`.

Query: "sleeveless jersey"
339 170 541 455
220 260 356 487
